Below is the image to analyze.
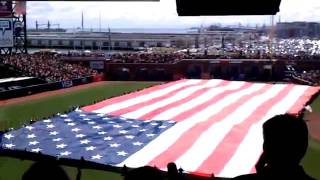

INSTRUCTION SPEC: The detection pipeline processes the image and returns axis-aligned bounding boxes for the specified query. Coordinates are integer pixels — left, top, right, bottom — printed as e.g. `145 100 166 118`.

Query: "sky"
26 0 320 29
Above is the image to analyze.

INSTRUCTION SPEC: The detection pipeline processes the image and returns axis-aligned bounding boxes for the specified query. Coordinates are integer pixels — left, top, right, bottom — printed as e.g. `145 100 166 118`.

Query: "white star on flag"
125 135 134 139
85 146 96 151
133 141 143 146
64 119 72 122
131 125 139 128
119 130 128 134
107 121 115 124
43 119 52 123
98 131 107 135
67 123 76 126
104 136 113 141
93 125 102 129
49 131 59 136
113 124 122 128
79 114 86 117
25 126 34 131
60 114 68 117
46 124 55 129
97 113 105 117
4 134 14 140
71 128 81 132
117 151 128 156
83 118 91 121
139 129 146 132
60 151 71 156
102 117 110 120
56 144 67 149
151 123 158 126
4 143 15 149
29 141 39 145
76 134 85 138
31 148 42 153
159 125 167 129
146 134 155 137
88 121 96 125
27 134 36 139
80 139 90 144
53 138 62 142
110 143 120 148
91 154 102 160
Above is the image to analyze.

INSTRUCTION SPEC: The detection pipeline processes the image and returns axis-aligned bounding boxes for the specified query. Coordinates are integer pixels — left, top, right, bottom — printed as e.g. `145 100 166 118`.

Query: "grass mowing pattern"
0 81 319 180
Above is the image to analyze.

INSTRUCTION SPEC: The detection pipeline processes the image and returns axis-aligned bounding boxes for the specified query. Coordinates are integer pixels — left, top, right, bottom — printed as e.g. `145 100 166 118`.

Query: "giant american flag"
1 79 319 178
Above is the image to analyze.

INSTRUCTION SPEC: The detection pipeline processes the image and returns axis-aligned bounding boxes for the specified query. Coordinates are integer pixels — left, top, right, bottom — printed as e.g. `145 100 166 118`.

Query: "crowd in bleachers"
0 53 96 83
292 70 320 86
109 52 187 63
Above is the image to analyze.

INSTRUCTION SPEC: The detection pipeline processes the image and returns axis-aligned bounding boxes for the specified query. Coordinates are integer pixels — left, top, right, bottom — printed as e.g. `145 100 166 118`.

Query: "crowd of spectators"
292 70 320 86
109 52 187 63
0 53 96 82
105 38 320 63
172 38 319 60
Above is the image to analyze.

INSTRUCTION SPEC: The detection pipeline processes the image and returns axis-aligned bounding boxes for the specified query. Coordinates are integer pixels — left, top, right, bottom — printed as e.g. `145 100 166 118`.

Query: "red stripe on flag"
139 80 230 120
82 79 187 112
196 84 295 175
109 80 208 117
148 83 267 168
172 82 250 122
247 86 320 175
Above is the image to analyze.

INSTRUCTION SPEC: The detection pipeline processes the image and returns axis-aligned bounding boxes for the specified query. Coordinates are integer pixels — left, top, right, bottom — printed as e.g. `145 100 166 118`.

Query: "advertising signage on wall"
0 18 13 47
0 1 12 17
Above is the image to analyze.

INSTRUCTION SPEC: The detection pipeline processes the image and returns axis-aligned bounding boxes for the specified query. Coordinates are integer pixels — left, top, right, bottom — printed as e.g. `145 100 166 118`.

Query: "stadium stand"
0 53 97 83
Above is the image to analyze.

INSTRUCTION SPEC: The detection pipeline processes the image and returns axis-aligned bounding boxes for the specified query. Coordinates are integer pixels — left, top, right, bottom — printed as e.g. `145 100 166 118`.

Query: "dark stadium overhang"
176 0 282 16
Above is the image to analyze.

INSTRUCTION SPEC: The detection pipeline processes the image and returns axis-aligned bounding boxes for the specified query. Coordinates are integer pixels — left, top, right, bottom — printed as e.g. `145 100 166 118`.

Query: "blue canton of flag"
0 110 176 165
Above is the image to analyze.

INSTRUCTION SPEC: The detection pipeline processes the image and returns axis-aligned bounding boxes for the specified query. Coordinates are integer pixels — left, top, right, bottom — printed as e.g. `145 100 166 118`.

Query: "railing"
0 76 95 100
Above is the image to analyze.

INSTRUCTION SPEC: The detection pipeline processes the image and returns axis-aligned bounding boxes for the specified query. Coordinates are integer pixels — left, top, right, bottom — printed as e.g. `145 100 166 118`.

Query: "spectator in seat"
124 166 164 180
22 160 70 180
232 114 315 180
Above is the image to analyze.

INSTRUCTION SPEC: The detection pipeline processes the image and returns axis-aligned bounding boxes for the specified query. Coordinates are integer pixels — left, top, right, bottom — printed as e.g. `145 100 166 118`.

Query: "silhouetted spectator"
167 162 185 180
124 166 164 180
232 114 315 180
22 160 70 180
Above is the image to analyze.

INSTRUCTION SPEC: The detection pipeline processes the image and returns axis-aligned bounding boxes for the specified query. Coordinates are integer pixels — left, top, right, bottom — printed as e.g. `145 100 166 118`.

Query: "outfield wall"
104 59 320 82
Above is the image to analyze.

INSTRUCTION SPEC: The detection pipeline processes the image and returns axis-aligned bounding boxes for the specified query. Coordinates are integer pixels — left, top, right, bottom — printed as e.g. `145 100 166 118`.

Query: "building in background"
276 22 320 39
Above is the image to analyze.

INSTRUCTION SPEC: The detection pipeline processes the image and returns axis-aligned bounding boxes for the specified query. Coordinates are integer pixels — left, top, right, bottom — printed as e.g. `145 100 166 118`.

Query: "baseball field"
0 81 319 180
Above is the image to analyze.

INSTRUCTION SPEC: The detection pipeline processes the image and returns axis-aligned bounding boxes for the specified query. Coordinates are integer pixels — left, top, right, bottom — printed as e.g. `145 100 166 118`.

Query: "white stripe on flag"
122 80 223 119
218 85 309 177
151 81 243 120
93 79 201 114
117 82 266 168
173 84 287 172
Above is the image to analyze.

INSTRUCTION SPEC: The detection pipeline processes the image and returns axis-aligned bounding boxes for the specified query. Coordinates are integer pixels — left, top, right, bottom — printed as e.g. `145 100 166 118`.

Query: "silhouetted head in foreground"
262 114 308 168
233 114 315 180
22 160 70 180
124 166 164 180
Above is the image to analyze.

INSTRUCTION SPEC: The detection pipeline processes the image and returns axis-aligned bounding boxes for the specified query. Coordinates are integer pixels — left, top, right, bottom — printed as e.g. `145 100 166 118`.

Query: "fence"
0 76 95 100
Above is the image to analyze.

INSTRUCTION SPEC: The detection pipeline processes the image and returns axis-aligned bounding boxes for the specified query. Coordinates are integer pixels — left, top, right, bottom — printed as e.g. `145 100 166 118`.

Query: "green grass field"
0 81 319 180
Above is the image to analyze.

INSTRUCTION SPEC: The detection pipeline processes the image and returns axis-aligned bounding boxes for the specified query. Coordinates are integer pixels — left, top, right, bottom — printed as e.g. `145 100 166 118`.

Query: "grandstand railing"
0 76 96 100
